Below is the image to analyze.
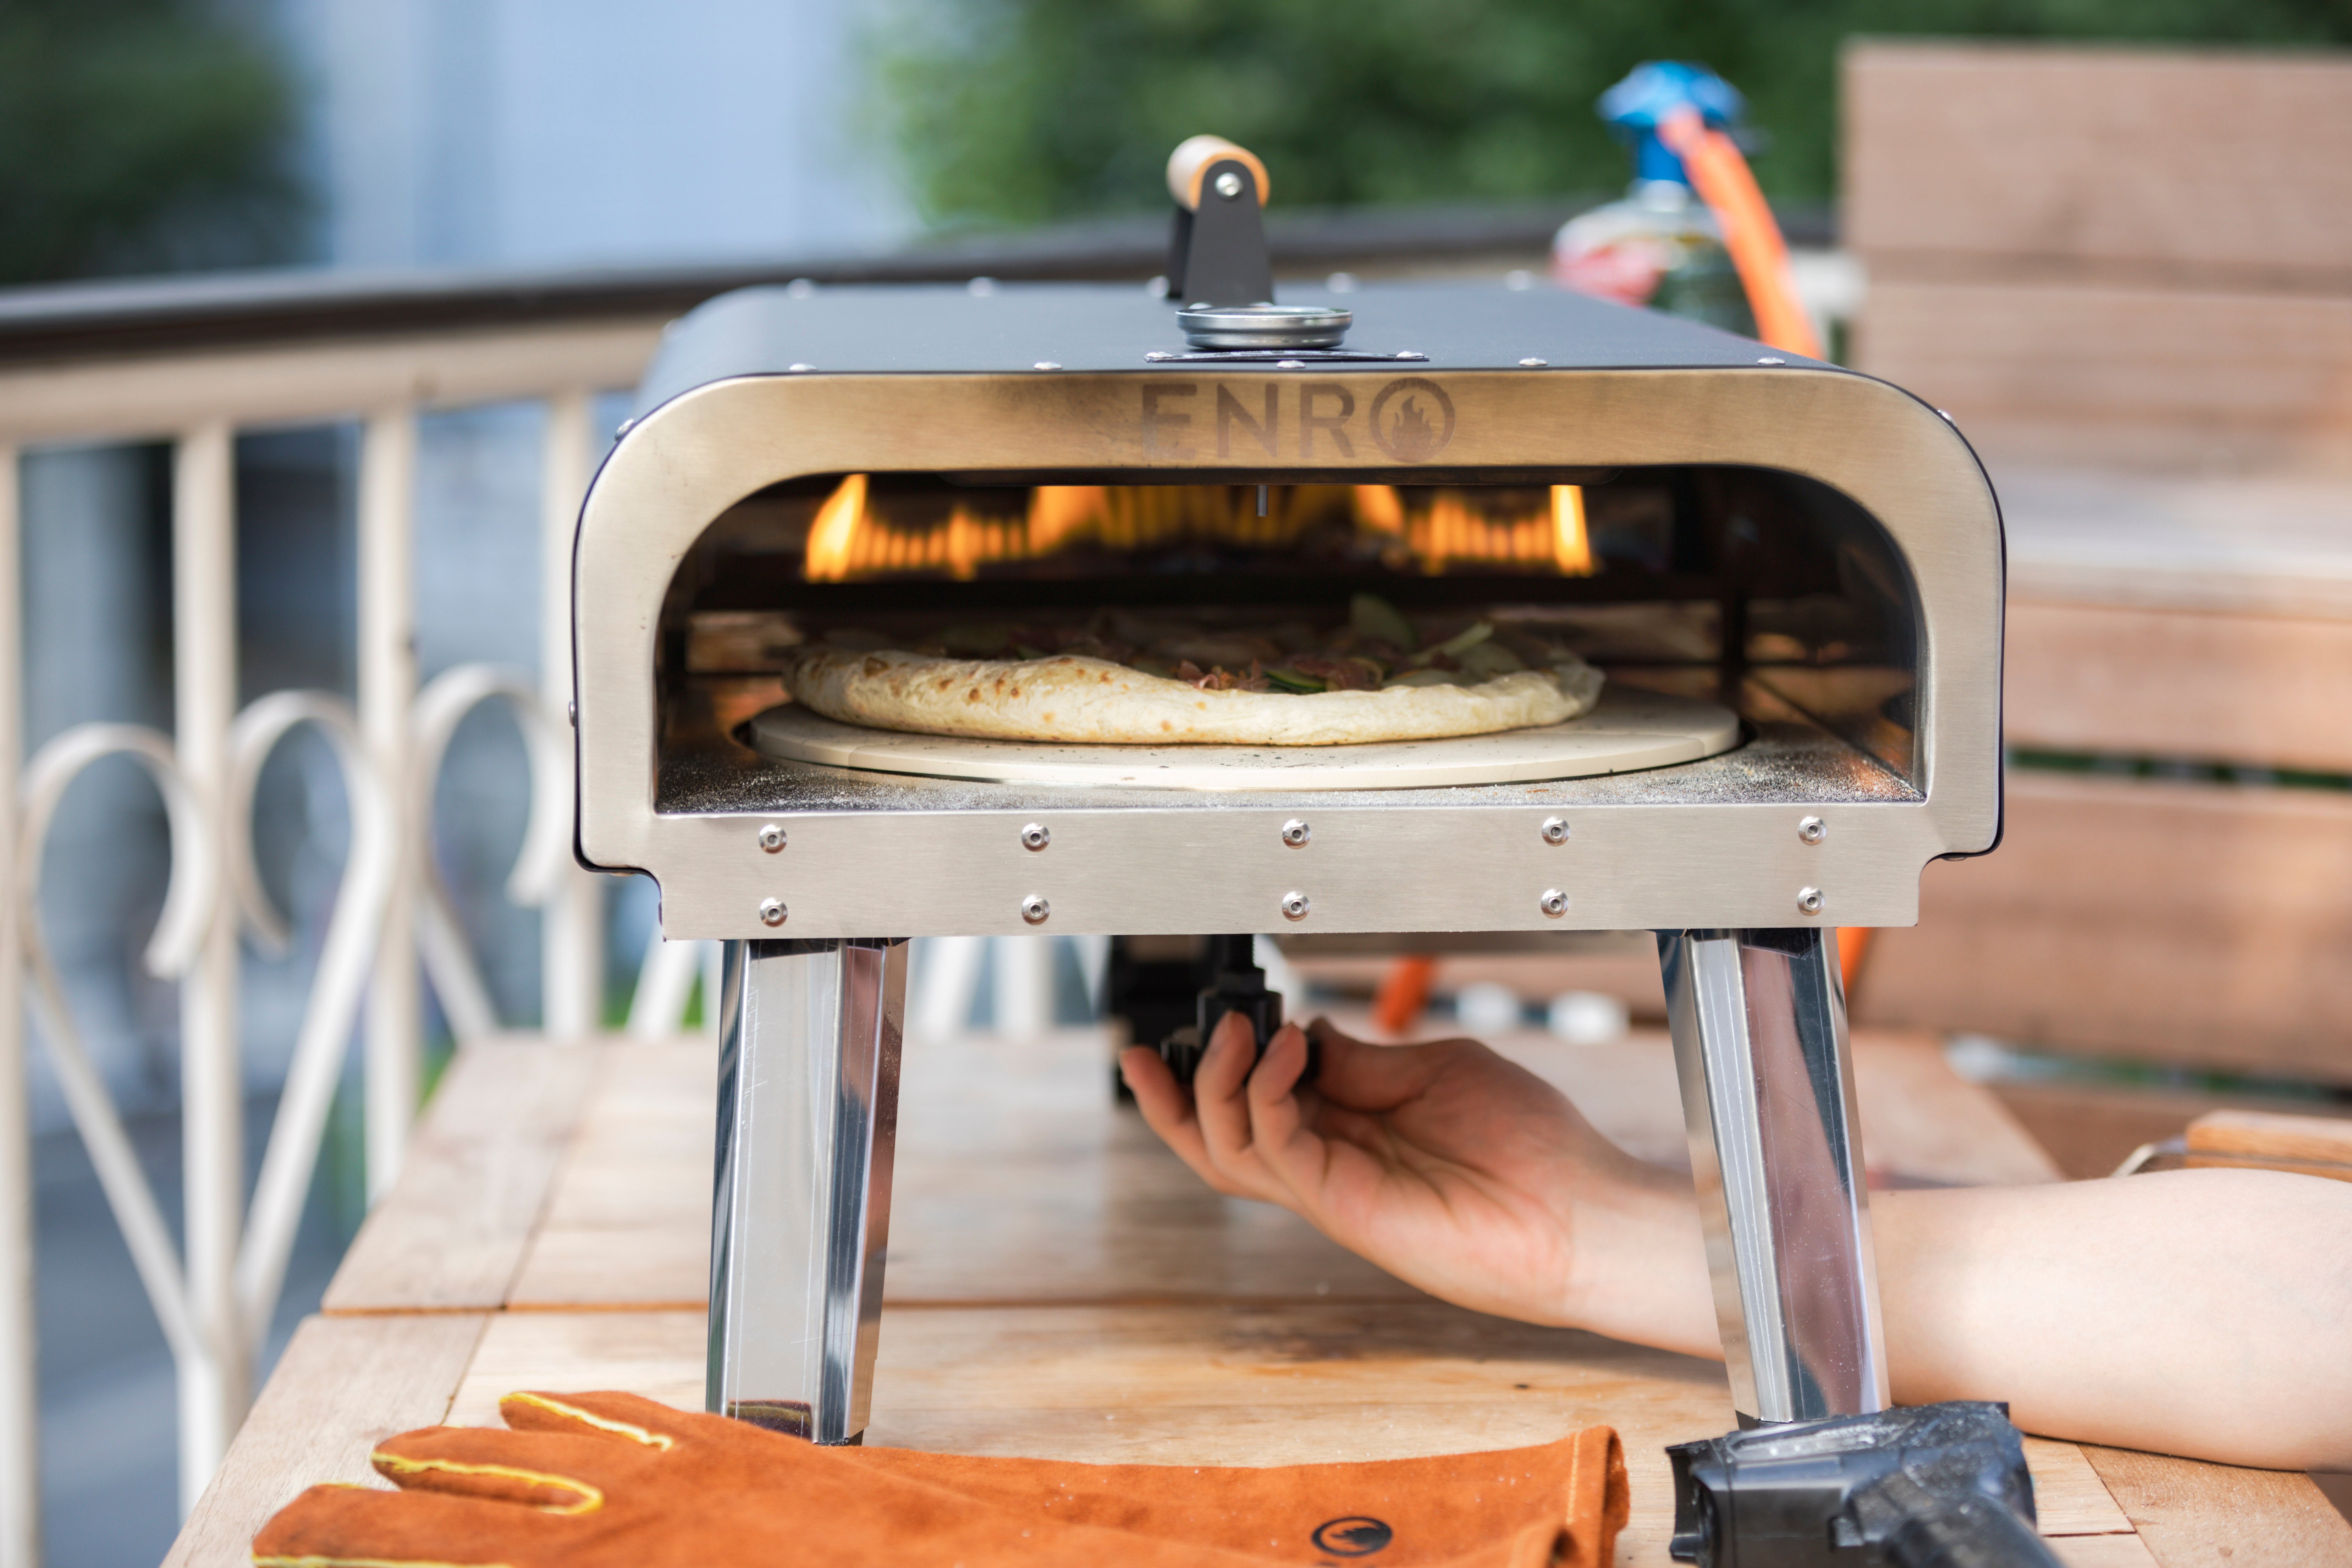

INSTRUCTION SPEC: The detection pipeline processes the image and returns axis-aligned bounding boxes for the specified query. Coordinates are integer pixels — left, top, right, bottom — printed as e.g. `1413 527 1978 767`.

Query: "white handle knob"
1166 134 1271 211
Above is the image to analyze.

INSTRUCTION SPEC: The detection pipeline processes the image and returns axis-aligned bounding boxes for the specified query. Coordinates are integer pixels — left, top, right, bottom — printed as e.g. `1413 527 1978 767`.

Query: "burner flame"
1353 483 1595 576
801 471 868 581
799 475 1593 579
1552 483 1594 576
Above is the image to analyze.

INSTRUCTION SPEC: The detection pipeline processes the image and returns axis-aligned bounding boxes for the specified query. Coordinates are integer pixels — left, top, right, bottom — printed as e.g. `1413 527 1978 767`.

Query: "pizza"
777 596 1604 746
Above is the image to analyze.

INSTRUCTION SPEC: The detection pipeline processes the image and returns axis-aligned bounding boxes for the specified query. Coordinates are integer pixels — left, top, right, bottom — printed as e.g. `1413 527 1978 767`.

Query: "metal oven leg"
1657 928 1890 1425
707 936 908 1443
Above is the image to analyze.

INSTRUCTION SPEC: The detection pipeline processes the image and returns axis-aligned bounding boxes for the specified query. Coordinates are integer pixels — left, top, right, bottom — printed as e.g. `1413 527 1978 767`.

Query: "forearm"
1158 1023 2352 1468
1553 1162 2352 1469
1553 1153 1721 1360
1874 1170 2352 1470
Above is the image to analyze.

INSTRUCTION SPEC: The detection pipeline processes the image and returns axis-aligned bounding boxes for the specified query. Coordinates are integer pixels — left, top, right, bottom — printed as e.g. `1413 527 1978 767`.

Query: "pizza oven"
570 146 2004 1450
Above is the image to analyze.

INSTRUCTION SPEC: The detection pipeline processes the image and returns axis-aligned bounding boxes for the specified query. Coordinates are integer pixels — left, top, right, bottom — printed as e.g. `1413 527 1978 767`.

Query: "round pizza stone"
745 686 1740 792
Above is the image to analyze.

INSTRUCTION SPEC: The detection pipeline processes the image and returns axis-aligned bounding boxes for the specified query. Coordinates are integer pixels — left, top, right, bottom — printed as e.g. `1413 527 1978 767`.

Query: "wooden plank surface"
506 1019 2057 1312
1844 41 2352 285
1996 466 2352 624
440 1304 2132 1568
324 1038 601 1313
1854 280 2352 477
163 1313 486 1568
448 1308 702 1425
2084 1445 2352 1565
2051 1537 2164 1568
1985 1081 2317 1184
1840 1031 2062 1187
2006 600 2352 774
506 1038 714 1310
1856 771 2352 1083
177 1025 2202 1568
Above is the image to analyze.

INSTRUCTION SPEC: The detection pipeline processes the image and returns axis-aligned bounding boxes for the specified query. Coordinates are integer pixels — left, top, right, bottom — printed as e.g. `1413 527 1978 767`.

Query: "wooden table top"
164 1019 2352 1568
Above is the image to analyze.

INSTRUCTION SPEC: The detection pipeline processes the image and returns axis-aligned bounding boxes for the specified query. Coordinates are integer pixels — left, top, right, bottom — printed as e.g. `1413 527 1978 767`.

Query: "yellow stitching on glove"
369 1453 604 1516
499 1393 676 1451
254 1555 516 1568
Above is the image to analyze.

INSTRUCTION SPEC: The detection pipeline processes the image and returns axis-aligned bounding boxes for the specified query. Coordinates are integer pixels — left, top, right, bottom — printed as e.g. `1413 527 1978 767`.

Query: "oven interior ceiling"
659 464 1921 786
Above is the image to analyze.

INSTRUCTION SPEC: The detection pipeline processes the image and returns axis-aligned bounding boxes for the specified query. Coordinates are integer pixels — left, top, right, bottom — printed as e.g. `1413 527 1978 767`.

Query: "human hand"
1119 1014 1715 1357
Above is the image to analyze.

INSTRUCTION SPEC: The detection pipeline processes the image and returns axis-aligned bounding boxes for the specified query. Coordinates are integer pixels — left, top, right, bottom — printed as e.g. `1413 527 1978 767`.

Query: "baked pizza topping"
775 595 1605 747
808 595 1588 696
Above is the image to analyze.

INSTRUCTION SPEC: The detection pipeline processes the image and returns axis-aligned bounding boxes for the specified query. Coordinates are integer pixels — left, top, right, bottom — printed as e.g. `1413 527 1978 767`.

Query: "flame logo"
1311 1516 1395 1557
1368 378 1455 462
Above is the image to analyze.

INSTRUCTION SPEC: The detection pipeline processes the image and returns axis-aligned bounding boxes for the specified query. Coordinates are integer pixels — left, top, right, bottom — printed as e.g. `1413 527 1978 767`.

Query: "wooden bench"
1843 39 2352 480
1827 43 2352 1134
161 1026 2352 1568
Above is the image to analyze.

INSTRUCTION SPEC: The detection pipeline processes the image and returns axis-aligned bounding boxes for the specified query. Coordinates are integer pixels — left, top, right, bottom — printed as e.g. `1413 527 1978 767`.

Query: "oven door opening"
657 465 1919 795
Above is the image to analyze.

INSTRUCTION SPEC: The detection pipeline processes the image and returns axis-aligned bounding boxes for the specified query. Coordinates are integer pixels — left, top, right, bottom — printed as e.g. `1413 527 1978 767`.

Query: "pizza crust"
780 647 1604 746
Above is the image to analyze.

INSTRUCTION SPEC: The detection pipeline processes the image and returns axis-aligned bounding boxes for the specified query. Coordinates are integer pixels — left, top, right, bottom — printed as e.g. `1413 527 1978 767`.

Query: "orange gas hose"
1372 955 1439 1037
1657 109 1852 992
1837 927 1874 1002
1657 109 1822 359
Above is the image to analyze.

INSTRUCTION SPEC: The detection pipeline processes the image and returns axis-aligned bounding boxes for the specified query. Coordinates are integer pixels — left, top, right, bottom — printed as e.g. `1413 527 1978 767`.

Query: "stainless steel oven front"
571 279 2004 1443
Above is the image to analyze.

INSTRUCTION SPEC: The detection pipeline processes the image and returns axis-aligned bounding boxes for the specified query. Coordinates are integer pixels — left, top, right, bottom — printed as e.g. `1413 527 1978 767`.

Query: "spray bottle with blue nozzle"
1554 63 1752 333
1555 62 1820 359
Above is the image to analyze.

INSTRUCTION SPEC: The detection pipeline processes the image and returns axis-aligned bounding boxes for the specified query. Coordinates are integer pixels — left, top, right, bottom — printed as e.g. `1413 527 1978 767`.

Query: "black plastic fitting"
1668 1401 2061 1568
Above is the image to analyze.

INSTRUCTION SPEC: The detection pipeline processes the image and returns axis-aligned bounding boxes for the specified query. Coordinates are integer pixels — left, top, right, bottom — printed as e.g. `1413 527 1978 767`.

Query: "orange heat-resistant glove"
843 1424 1627 1568
254 1391 1629 1568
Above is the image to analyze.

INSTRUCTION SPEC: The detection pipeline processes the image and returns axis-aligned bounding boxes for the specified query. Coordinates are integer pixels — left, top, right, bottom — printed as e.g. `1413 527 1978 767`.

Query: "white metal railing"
0 308 670 1563
0 257 1167 1563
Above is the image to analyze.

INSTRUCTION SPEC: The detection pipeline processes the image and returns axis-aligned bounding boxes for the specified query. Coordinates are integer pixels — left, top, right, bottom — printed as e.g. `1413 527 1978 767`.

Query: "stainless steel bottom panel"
640 723 1950 940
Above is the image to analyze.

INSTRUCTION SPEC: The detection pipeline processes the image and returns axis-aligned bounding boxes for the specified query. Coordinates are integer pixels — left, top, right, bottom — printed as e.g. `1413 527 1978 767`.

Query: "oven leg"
707 937 908 1443
1657 928 1890 1425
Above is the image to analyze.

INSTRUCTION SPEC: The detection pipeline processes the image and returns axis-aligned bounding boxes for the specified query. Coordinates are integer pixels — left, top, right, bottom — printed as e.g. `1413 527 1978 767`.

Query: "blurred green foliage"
0 0 303 285
874 0 2352 227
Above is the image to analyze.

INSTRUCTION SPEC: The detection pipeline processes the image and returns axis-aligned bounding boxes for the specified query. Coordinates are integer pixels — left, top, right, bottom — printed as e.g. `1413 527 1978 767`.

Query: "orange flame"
1552 484 1593 576
800 477 1596 580
1353 484 1406 534
803 472 868 581
1028 485 1108 552
1391 485 1590 575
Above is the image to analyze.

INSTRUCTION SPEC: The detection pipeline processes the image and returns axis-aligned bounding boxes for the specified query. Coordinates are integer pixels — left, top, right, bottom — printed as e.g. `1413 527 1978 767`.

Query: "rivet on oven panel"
1213 170 1245 200
1021 823 1051 851
1021 894 1051 924
1756 356 1786 365
1518 357 1548 368
1281 819 1311 847
1540 817 1569 845
758 824 787 853
787 363 815 373
758 898 787 927
1280 891 1312 921
1539 889 1569 919
1798 816 1826 844
1033 361 1063 371
1797 888 1825 917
